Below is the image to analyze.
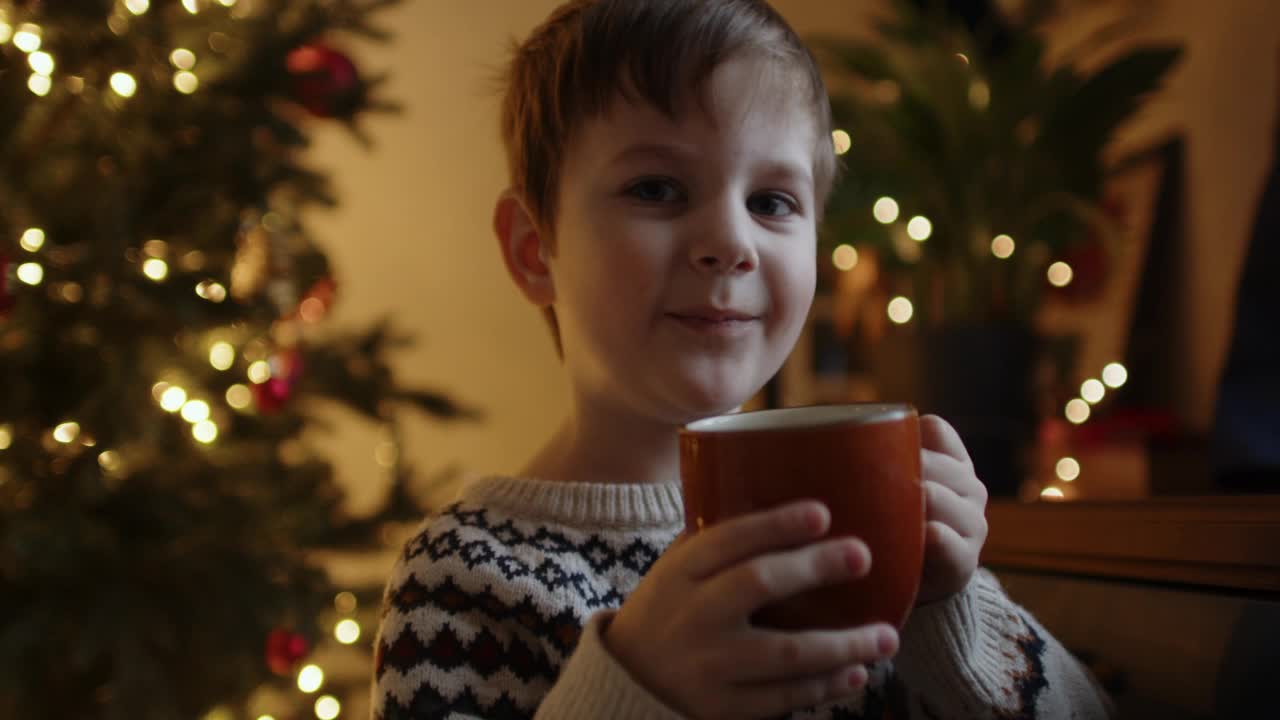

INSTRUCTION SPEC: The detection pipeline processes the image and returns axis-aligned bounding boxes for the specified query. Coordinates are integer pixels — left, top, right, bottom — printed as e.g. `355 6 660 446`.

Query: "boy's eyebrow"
608 142 815 189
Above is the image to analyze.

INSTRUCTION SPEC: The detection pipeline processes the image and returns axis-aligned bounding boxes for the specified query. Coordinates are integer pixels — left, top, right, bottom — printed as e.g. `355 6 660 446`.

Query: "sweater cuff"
894 568 1022 712
536 611 686 720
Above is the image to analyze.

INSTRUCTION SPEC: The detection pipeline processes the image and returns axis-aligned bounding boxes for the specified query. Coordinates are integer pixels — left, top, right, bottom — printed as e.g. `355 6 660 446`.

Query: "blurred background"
2 0 1277 719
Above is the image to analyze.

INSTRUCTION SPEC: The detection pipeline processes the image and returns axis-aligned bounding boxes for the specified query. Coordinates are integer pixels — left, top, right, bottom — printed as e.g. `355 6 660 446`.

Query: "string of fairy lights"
2 2 384 718
825 128 1131 500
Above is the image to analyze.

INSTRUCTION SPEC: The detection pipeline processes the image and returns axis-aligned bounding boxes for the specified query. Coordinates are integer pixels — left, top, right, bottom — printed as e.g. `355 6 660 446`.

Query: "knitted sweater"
372 476 1111 719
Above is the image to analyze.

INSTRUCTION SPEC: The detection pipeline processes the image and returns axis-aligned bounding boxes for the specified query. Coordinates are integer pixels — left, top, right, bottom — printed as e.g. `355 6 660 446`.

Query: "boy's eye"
747 192 798 218
625 178 683 204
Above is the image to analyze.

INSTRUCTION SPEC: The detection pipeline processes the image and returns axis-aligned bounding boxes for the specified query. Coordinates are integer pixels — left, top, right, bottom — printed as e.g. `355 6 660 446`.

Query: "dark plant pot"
874 324 1038 498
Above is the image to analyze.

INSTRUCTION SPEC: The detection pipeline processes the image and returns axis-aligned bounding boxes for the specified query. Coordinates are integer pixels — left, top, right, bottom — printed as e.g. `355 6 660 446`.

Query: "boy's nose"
689 206 758 275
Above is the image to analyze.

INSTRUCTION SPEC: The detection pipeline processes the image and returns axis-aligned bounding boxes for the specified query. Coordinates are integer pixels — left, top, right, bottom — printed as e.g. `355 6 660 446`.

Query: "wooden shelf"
981 495 1280 595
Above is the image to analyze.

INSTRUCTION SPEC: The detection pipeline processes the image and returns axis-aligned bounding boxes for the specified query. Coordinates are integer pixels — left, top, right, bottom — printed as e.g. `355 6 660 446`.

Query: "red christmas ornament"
286 43 364 119
265 628 311 676
252 348 304 414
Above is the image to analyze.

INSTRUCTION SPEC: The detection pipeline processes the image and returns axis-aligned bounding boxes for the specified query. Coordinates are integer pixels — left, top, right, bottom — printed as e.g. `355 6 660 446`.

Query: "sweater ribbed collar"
458 476 685 531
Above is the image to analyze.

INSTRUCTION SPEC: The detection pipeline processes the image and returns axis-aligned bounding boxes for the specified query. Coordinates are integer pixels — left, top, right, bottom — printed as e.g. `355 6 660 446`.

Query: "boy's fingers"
678 500 830 579
699 537 870 621
728 624 897 682
728 664 869 718
920 414 973 466
924 480 988 541
921 450 987 501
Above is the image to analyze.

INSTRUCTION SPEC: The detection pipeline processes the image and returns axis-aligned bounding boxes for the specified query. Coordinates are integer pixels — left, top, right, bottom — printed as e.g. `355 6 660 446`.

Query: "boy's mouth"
665 306 761 335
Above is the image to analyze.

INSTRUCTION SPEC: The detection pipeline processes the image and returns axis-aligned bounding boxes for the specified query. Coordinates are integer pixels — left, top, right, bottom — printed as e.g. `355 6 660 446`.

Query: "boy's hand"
914 415 989 607
603 501 900 720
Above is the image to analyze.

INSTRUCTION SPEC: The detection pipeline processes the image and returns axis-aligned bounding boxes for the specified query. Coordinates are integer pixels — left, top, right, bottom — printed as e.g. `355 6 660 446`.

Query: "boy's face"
547 54 819 424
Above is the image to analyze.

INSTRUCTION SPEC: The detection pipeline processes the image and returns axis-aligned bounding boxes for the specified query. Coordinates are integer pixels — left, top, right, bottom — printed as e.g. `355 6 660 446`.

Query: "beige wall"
308 0 1280 512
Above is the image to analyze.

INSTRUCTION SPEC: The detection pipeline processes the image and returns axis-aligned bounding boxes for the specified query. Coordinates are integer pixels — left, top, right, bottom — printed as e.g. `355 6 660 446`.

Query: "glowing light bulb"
160 386 188 412
832 129 852 156
110 72 137 97
196 280 227 303
14 24 41 53
0 424 12 450
956 52 970 65
1047 261 1073 287
314 696 340 720
193 420 218 444
174 71 198 94
1055 457 1081 482
887 296 914 325
256 716 276 720
27 74 51 96
906 216 932 242
1065 398 1091 425
1102 362 1128 389
142 258 169 281
832 244 859 271
1081 378 1106 404
225 384 252 410
53 421 81 444
170 48 196 69
297 664 324 693
182 0 200 14
209 342 235 371
334 591 357 613
991 234 1015 259
98 450 123 473
248 361 271 384
217 0 238 6
16 262 43 285
873 197 900 224
20 228 45 252
180 400 211 423
0 22 11 46
1040 487 1065 501
28 50 53 76
334 619 360 644
125 0 150 15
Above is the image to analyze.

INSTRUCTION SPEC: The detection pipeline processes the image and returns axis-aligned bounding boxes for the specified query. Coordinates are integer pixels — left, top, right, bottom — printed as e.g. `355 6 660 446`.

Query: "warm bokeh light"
16 262 44 286
832 129 852 156
20 227 45 252
315 696 340 720
1055 457 1081 482
182 0 200 14
196 280 228 303
297 664 324 693
53 421 80 444
27 73 51 96
906 216 932 242
181 400 211 423
142 258 169 281
1103 362 1129 388
1047 261 1073 287
0 21 11 46
873 197 900 224
226 384 252 410
969 80 991 109
28 50 53 76
1040 487 1065 501
14 24 41 53
887 296 914 325
110 72 137 97
832 244 859 271
193 420 219 444
334 619 360 644
1081 378 1106 404
991 234 1015 259
375 441 398 469
0 424 11 451
125 0 150 15
334 591 357 613
1065 398 1091 425
299 297 326 322
248 361 271 384
98 450 123 474
956 52 970 65
174 71 199 94
170 48 196 69
160 386 188 412
209 342 235 371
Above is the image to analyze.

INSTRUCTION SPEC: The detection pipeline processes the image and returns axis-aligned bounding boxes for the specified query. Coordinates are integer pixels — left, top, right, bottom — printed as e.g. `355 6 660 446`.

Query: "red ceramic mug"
679 403 925 631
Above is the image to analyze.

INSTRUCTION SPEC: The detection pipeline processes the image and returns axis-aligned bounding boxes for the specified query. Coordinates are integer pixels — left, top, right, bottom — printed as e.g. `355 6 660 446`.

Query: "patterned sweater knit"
372 476 1112 719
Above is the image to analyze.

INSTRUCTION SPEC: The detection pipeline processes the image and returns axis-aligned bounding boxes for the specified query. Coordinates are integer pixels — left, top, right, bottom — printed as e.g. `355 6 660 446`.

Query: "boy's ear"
493 189 555 307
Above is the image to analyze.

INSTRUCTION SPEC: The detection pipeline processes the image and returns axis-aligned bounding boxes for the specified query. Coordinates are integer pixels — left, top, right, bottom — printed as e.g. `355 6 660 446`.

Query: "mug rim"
682 403 916 434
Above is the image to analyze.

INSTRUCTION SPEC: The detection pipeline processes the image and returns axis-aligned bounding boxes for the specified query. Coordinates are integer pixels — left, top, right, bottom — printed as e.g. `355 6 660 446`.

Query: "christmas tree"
0 1 468 717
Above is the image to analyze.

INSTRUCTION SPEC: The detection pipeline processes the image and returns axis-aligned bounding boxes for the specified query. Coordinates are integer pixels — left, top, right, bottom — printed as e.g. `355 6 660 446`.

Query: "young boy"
372 1 1112 718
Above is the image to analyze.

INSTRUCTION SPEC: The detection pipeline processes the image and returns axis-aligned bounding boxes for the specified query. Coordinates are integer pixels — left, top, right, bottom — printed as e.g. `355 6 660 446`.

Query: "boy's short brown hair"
499 0 838 238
